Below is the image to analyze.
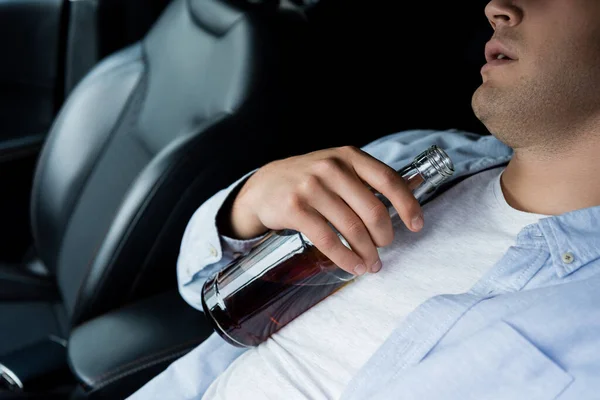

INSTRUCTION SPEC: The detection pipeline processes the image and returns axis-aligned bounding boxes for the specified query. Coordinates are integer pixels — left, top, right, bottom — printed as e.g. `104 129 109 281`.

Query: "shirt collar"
470 136 600 278
526 205 600 278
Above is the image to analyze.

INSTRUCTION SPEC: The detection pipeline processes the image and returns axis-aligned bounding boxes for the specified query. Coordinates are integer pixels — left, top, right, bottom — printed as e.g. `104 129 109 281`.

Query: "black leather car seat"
0 0 317 368
63 0 172 98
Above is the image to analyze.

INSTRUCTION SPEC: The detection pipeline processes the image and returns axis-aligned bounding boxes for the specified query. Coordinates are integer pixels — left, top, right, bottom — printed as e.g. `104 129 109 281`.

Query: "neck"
500 133 600 216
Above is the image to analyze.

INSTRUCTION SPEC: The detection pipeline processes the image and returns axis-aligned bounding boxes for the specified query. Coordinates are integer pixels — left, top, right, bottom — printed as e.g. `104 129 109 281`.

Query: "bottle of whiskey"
201 145 454 347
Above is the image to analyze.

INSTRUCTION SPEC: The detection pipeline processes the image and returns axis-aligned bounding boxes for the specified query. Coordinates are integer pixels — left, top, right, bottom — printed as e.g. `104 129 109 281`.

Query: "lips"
481 39 518 74
484 39 518 64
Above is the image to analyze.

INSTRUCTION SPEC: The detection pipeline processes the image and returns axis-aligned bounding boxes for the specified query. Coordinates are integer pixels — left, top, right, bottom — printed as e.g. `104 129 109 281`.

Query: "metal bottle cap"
413 145 455 187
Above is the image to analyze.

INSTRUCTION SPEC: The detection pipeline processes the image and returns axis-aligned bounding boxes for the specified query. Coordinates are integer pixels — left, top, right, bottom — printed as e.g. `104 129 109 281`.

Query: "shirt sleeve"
177 129 493 312
176 168 268 312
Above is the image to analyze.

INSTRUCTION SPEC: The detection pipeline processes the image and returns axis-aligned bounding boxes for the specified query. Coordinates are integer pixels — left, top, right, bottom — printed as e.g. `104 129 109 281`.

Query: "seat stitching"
90 348 194 392
88 338 204 387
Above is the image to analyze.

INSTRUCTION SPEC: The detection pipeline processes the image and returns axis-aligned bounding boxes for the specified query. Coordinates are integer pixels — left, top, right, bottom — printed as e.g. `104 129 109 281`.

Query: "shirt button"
209 245 218 257
562 252 575 264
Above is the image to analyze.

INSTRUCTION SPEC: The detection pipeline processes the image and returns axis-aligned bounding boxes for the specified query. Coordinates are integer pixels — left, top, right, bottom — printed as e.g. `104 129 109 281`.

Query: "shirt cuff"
220 231 270 258
176 167 265 296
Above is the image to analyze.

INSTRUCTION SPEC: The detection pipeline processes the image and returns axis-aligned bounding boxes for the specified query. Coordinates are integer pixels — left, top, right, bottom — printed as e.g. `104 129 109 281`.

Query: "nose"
484 0 522 30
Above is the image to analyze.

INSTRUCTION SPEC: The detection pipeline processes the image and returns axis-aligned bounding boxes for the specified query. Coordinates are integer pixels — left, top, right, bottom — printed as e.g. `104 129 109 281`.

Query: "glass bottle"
201 145 454 347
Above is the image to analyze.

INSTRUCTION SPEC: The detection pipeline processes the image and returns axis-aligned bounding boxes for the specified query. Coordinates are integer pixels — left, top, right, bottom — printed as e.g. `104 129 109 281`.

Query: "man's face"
472 0 600 149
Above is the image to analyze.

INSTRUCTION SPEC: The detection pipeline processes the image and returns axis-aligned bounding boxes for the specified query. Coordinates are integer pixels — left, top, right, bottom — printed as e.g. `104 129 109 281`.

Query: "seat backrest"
30 0 318 327
63 0 172 97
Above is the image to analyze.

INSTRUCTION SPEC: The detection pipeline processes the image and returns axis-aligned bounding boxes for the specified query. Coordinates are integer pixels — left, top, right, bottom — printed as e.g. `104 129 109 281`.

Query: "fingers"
290 206 372 276
304 181 381 274
247 145 424 278
321 163 395 249
344 147 424 233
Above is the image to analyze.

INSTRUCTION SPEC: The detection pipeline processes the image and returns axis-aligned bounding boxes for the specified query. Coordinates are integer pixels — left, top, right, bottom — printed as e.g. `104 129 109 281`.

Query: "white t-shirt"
202 167 549 400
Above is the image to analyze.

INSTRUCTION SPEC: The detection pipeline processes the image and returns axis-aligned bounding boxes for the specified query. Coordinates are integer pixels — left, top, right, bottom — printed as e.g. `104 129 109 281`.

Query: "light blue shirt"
129 129 600 400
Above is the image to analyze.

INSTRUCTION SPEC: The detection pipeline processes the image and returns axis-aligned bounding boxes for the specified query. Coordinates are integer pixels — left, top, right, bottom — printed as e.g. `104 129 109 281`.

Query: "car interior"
0 0 491 398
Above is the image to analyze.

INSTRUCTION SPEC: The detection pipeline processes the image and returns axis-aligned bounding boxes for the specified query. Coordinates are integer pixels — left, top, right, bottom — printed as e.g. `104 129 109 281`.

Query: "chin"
471 89 488 123
471 85 504 126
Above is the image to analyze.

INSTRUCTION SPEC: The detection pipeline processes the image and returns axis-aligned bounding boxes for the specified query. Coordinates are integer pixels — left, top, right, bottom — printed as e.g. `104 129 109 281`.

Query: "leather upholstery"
0 337 68 390
24 0 315 329
30 45 145 277
68 290 213 399
0 0 318 392
0 302 68 355
0 264 58 302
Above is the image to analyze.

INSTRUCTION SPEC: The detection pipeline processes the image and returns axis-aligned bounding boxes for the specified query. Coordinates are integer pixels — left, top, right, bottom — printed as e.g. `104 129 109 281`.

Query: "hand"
224 146 424 275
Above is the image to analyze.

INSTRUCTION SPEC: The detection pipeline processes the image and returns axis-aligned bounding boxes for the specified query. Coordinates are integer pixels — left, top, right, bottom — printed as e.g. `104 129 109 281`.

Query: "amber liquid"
203 148 451 347
203 243 352 347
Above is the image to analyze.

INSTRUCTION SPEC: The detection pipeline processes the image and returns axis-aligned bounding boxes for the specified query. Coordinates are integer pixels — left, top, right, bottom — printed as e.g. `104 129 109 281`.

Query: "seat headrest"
189 0 279 36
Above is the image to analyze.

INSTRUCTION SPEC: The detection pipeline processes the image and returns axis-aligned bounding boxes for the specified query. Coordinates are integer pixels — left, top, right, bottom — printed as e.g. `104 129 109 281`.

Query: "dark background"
0 0 494 262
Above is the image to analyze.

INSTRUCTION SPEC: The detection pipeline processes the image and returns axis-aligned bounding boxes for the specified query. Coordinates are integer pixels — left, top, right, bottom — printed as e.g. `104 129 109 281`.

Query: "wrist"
226 204 268 239
216 185 268 240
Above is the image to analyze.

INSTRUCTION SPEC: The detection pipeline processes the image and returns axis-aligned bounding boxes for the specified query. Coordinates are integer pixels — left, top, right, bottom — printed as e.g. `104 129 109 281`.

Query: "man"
130 0 600 398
